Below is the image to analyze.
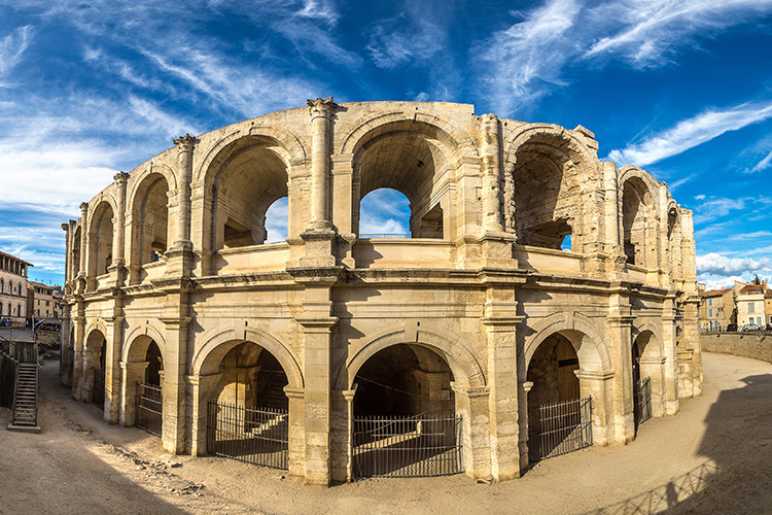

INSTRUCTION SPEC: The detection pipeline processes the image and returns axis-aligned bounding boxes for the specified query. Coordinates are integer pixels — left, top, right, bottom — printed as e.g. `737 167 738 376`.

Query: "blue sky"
0 0 770 288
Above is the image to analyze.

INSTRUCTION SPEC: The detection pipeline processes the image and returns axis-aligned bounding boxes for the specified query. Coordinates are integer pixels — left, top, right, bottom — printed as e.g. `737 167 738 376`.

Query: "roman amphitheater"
60 99 702 485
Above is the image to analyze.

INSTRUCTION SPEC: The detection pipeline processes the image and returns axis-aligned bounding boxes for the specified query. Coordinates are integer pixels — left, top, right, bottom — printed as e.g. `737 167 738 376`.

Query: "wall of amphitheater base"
68 278 697 485
700 333 772 363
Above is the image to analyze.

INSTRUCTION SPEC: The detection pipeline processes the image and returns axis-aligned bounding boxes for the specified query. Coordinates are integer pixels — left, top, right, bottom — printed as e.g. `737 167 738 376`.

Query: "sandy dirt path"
1 352 771 515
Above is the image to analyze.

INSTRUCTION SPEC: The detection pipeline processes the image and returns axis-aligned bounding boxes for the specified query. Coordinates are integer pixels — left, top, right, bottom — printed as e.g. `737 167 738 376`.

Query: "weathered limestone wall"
701 333 772 363
60 100 701 486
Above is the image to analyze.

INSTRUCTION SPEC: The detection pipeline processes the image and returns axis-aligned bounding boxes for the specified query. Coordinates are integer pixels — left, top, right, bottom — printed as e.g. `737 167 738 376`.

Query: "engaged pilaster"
109 172 129 283
479 114 504 235
306 97 335 233
172 133 198 250
77 202 89 293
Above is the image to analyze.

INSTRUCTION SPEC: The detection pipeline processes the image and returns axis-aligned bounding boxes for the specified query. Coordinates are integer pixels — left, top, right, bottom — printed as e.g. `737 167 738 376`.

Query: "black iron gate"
136 383 162 436
529 397 593 461
206 401 289 470
352 415 464 479
636 377 652 427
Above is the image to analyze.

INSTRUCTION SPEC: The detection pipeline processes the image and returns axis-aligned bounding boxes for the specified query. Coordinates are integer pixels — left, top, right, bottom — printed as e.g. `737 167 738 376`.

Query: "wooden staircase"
9 362 40 432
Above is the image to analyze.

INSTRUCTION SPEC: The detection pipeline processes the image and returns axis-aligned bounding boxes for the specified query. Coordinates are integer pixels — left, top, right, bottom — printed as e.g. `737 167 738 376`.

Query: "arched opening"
210 137 289 251
130 173 170 283
512 135 582 250
353 122 451 240
622 177 654 267
264 196 289 243
88 202 114 280
203 340 290 470
525 330 597 462
358 188 411 238
123 335 165 434
351 343 462 478
84 330 107 408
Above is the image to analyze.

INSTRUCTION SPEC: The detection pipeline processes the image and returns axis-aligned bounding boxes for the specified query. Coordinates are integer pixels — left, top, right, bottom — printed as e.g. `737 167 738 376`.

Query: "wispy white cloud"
265 197 288 243
296 0 340 26
750 150 772 173
359 189 410 236
0 25 33 84
128 95 202 139
693 197 746 224
728 231 772 241
477 0 580 114
608 101 772 166
584 0 772 67
367 16 445 69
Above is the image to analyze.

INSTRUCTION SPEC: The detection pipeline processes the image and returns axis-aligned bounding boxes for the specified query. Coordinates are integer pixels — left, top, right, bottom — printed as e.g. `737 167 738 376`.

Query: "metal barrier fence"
637 377 652 427
136 383 163 436
352 414 464 479
206 401 289 470
529 397 593 461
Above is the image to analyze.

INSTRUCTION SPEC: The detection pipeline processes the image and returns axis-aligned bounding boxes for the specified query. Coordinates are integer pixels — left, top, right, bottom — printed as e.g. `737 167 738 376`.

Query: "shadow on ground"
586 373 772 514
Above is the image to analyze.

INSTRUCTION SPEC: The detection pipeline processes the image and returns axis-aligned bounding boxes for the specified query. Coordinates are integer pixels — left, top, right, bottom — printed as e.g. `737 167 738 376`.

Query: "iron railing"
529 397 593 461
352 414 464 479
136 383 163 436
207 401 289 470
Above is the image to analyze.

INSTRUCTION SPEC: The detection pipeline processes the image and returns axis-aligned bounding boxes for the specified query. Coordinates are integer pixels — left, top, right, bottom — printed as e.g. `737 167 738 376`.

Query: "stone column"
110 172 129 283
518 381 533 468
602 161 625 272
607 288 635 444
77 202 89 293
452 384 492 480
161 315 191 454
575 370 614 446
297 315 336 485
482 290 522 480
71 313 86 399
61 223 71 285
103 315 123 424
120 360 148 426
285 386 307 478
479 114 504 235
172 134 198 249
189 372 222 456
662 295 680 414
306 98 335 232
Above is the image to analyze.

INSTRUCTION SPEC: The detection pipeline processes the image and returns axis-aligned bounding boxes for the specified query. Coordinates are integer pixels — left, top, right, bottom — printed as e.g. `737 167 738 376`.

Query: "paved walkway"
1 352 770 514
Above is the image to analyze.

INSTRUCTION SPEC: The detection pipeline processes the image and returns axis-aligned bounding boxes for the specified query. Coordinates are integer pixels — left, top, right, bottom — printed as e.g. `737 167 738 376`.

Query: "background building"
737 280 768 329
0 250 31 328
29 281 61 320
699 287 736 331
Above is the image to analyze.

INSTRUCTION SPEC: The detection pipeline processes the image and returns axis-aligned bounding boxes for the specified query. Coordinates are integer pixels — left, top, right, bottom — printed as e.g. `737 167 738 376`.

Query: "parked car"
740 323 763 332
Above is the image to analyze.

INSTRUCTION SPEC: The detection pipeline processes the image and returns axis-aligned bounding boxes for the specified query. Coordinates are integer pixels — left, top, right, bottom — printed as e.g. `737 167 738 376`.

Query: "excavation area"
0 352 770 514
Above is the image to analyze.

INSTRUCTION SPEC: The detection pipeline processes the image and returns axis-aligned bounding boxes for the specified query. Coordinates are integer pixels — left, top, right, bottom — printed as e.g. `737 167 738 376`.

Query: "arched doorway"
204 341 291 470
350 343 463 478
83 330 107 409
525 331 596 462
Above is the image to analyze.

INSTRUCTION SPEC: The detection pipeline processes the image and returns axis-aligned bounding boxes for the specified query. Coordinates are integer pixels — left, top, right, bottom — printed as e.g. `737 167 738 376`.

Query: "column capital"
61 222 70 232
173 133 199 149
79 202 89 214
306 97 336 119
113 171 130 185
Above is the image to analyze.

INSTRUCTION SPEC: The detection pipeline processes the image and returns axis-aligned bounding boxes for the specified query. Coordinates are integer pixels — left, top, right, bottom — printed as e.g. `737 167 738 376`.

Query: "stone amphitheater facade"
61 100 702 485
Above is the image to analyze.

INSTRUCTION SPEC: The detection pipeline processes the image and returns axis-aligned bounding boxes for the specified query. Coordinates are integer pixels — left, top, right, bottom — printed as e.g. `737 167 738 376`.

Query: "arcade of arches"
62 100 702 486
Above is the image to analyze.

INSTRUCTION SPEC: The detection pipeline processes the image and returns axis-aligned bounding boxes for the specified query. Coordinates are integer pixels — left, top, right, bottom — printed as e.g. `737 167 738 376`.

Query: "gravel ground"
1 352 770 515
